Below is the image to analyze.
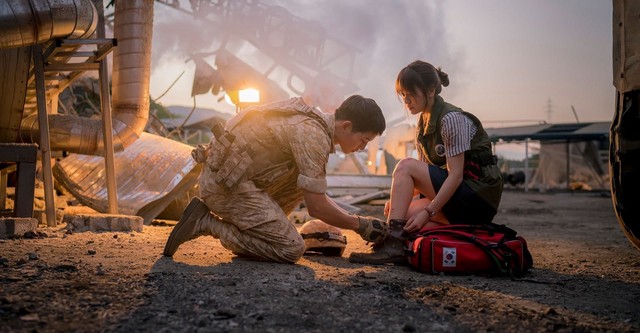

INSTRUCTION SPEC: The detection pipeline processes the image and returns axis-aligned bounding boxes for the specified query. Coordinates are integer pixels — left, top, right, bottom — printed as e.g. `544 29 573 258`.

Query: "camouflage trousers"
199 180 305 264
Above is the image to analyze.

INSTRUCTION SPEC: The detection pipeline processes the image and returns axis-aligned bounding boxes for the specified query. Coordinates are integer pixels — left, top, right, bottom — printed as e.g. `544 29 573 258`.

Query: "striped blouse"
441 111 478 158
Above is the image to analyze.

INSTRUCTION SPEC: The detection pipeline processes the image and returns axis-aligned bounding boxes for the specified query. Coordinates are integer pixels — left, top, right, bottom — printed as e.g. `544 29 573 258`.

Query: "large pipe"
0 0 97 48
0 0 97 143
103 0 153 153
0 0 153 155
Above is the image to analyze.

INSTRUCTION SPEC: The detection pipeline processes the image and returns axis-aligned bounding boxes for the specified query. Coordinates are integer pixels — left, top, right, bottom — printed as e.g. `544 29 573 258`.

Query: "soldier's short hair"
335 95 386 135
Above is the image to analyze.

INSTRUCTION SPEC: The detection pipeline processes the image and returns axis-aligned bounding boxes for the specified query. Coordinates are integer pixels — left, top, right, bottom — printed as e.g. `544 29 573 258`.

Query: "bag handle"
410 223 518 240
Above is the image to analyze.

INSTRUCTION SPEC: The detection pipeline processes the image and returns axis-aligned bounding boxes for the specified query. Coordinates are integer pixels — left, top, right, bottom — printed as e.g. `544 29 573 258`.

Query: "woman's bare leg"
388 158 437 220
388 158 449 226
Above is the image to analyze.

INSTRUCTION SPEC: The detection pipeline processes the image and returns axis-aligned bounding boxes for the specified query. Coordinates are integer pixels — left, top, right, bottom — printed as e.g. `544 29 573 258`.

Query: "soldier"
163 95 388 263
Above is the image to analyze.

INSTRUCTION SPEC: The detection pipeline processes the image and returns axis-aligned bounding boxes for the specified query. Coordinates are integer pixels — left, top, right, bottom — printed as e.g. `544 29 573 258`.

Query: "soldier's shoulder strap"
226 97 330 131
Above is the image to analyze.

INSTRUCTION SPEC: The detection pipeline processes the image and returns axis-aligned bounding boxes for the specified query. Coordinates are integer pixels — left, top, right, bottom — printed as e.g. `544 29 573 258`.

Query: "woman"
349 60 503 265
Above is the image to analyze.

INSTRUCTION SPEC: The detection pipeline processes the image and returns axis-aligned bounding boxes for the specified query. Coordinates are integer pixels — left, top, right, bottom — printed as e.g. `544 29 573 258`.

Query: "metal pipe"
23 0 153 155
0 0 97 48
0 0 96 143
107 0 153 153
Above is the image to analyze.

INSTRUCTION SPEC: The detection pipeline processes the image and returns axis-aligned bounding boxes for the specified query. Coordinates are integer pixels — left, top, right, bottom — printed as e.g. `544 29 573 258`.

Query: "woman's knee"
393 158 419 177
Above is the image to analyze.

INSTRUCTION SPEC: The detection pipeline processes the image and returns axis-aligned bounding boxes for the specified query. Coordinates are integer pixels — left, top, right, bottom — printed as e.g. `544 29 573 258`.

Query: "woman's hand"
383 200 390 216
404 210 430 234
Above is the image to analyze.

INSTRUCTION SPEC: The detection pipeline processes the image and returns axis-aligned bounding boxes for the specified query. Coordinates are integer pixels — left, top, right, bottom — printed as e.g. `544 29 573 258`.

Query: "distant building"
486 122 610 191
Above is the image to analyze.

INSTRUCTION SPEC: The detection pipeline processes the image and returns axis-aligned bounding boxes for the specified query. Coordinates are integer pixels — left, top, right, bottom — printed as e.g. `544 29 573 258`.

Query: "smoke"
150 0 465 121
271 0 465 120
279 1 451 61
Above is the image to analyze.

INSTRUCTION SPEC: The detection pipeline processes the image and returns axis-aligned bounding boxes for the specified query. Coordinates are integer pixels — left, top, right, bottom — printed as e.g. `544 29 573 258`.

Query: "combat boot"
163 197 218 257
348 219 408 265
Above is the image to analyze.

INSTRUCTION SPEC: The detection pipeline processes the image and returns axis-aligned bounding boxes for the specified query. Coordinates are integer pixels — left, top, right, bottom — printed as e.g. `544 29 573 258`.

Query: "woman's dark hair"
396 60 450 98
335 95 386 135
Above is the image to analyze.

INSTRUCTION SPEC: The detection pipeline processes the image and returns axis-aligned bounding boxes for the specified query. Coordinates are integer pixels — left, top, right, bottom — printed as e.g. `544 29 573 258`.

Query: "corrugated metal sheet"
53 132 201 224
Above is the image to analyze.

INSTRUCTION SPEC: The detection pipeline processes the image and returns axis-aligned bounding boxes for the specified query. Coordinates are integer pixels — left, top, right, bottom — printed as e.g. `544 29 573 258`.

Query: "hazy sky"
149 0 614 128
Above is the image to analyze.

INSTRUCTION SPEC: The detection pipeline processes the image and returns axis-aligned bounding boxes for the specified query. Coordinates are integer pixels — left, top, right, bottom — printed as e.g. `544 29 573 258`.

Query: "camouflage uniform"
192 98 334 263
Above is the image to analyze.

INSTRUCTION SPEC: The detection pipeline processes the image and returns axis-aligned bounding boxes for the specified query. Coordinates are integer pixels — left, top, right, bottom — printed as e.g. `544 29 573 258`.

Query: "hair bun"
437 67 450 87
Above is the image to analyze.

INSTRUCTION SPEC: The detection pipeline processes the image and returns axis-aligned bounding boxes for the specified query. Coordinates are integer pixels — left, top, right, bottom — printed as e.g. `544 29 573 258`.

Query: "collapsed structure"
0 0 382 226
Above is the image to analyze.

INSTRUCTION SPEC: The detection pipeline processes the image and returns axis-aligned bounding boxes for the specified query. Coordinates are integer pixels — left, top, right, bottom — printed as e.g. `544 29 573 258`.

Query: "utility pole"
546 98 553 123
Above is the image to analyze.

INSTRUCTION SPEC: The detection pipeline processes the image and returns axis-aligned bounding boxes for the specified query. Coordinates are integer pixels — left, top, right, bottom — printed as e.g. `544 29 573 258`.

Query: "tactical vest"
416 95 503 210
193 98 330 190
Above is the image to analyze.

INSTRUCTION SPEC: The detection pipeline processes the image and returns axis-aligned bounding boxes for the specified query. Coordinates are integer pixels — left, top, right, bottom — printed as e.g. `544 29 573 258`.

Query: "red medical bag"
405 223 533 276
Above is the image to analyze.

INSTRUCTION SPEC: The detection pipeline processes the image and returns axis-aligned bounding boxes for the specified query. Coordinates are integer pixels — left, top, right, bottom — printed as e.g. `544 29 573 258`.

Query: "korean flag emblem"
443 247 457 267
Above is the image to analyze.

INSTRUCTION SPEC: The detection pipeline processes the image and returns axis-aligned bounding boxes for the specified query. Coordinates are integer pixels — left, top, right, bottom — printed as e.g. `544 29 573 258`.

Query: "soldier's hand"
191 144 209 163
355 216 389 243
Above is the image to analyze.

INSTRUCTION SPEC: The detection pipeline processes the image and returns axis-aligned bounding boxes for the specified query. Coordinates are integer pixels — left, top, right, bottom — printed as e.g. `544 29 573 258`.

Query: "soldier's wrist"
355 215 365 232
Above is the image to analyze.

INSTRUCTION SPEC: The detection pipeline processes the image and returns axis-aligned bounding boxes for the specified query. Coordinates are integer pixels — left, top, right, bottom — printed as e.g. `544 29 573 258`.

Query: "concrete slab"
66 214 143 232
61 206 99 224
0 218 38 238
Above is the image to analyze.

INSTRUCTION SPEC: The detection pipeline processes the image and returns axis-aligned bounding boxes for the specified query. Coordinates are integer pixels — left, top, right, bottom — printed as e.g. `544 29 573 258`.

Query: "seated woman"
349 60 503 265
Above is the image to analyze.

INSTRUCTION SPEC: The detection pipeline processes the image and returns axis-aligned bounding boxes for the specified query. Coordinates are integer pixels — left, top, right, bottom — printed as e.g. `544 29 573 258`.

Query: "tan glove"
191 144 209 163
355 216 389 243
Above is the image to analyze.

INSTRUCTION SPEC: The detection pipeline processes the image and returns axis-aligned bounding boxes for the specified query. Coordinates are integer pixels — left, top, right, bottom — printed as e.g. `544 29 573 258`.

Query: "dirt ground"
1 189 639 333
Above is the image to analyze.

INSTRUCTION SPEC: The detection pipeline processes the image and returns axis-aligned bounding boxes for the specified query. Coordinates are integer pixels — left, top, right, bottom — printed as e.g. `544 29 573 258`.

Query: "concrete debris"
0 218 38 239
66 214 143 232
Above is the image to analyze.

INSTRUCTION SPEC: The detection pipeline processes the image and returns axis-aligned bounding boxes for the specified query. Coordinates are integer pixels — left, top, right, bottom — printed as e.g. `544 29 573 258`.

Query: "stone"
0 218 38 239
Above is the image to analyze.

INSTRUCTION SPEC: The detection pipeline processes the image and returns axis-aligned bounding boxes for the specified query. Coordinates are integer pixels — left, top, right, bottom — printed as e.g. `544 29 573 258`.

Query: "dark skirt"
427 164 497 224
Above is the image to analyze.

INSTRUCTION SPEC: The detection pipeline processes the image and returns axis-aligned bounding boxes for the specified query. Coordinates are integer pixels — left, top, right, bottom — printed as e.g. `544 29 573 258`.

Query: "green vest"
416 95 503 210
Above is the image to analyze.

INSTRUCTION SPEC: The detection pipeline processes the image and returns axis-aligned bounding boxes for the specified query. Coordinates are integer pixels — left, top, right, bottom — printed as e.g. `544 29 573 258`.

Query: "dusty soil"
1 189 639 333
